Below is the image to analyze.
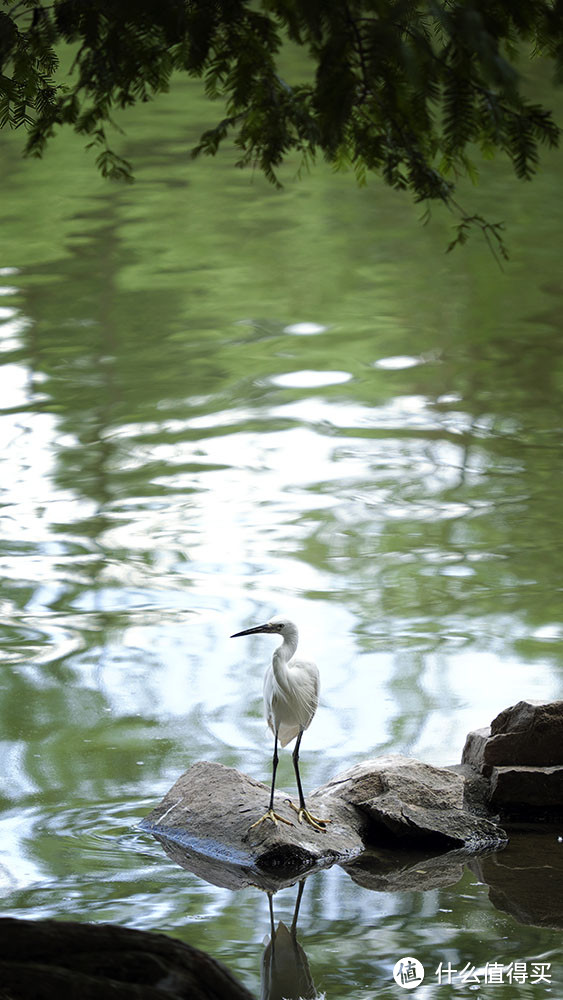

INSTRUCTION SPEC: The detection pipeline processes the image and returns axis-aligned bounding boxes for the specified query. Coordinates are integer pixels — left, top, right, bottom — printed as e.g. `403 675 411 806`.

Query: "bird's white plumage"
264 654 319 746
231 614 325 830
262 616 319 746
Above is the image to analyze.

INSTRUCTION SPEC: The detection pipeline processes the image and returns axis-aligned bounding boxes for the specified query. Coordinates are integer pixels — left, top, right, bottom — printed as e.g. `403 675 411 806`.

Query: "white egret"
231 615 329 833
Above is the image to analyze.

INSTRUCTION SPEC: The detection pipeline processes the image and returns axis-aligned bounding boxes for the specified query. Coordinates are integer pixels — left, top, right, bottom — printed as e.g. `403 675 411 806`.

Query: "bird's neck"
272 627 299 679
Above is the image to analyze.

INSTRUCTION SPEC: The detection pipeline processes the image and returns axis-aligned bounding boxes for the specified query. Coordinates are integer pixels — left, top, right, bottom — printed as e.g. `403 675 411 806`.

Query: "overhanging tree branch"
1 0 562 251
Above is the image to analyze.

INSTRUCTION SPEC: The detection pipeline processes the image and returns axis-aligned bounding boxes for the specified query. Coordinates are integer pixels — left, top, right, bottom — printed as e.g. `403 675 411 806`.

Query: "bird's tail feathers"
278 723 301 747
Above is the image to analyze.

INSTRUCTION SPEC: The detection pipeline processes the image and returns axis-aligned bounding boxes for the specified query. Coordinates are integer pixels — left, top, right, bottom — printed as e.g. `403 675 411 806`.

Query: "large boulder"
140 760 366 884
140 756 507 885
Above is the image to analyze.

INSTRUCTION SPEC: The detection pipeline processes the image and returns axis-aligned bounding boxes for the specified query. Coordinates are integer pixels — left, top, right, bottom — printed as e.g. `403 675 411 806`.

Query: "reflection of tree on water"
261 880 317 1000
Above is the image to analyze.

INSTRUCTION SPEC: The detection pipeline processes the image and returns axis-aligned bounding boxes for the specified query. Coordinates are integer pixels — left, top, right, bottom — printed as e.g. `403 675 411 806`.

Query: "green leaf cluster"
1 0 562 244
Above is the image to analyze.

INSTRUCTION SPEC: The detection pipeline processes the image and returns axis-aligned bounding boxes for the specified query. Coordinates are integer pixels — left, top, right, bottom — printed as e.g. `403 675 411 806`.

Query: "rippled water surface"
1 61 563 998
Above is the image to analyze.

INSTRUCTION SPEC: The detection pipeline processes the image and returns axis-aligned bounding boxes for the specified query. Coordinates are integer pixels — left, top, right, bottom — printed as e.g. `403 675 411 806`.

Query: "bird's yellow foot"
250 808 294 830
287 801 330 832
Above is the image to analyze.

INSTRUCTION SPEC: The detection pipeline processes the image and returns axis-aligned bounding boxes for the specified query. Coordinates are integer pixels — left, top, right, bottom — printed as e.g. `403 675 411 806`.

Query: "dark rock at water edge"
489 765 563 813
462 699 563 774
462 699 563 818
0 917 254 1000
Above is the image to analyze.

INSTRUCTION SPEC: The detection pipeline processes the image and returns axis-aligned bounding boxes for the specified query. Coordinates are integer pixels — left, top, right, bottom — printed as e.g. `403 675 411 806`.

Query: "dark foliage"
1 0 562 251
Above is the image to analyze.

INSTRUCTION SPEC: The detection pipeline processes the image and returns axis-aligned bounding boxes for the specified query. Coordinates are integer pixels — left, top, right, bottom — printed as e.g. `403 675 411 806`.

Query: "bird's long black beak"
230 622 274 638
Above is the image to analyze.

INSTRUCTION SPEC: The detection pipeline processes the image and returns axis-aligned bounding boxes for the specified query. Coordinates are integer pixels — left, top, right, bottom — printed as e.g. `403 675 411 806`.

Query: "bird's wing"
263 659 320 747
278 659 319 746
288 658 319 729
263 665 276 734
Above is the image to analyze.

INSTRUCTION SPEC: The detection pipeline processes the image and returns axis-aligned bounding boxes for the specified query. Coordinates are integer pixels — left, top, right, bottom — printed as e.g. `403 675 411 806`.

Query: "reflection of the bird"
261 880 317 1000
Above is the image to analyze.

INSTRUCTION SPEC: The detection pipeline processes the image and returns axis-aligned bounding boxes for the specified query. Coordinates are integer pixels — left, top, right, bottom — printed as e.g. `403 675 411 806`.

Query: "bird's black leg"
292 731 306 811
250 729 293 829
288 731 330 832
269 731 279 812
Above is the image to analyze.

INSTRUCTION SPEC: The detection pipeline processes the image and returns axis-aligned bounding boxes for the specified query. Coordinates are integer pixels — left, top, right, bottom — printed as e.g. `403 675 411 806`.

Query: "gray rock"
461 727 493 775
141 756 507 883
314 755 465 810
489 765 563 812
446 763 493 817
463 700 563 776
140 761 365 881
311 755 507 850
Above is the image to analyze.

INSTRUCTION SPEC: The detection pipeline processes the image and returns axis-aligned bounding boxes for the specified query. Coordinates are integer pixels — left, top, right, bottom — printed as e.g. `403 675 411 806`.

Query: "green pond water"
1 57 563 999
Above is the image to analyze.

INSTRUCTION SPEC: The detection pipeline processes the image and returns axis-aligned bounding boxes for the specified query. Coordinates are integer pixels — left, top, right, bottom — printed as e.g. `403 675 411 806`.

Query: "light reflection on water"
1 797 561 1000
1 66 563 999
